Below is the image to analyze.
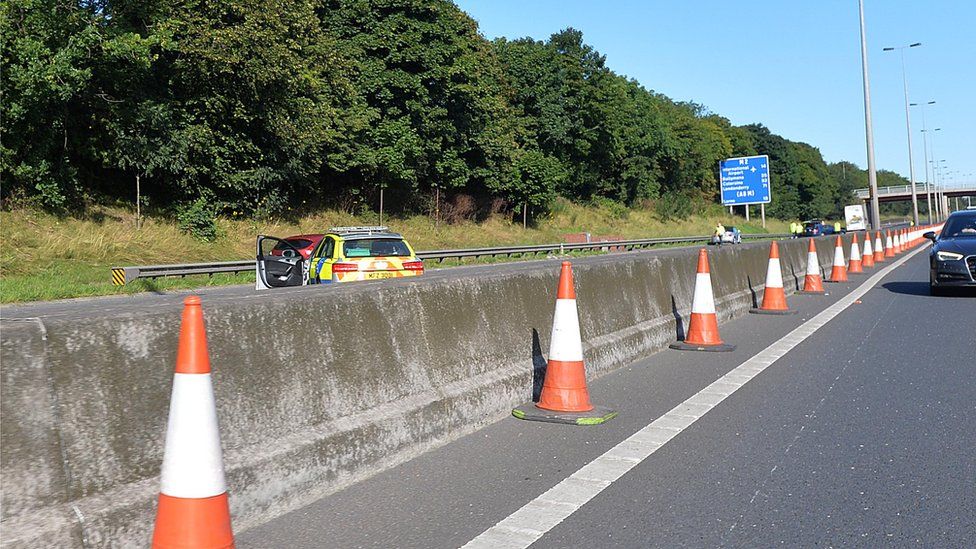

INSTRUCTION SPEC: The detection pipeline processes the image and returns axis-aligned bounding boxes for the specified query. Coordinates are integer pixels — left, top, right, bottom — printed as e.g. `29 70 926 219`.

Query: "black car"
925 210 976 295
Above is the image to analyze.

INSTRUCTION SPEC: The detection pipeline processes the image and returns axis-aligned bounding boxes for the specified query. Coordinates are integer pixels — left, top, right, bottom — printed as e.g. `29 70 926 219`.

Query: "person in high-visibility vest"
834 221 842 233
789 222 797 238
714 222 725 245
794 222 804 238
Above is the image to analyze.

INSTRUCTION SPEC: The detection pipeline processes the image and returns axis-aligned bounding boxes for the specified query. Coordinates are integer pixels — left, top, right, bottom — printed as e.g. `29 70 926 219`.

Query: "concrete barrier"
0 235 857 547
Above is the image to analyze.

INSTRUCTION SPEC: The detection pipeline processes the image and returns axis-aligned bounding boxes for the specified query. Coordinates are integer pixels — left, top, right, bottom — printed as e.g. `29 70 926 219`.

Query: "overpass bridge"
854 181 976 203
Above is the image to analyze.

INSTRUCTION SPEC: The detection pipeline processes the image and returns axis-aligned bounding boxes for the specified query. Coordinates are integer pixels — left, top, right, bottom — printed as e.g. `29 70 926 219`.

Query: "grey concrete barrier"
0 235 857 547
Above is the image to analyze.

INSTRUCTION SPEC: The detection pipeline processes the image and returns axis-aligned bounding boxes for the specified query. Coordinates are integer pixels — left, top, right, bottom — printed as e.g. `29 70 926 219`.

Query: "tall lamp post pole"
858 0 881 230
883 42 921 225
913 101 936 223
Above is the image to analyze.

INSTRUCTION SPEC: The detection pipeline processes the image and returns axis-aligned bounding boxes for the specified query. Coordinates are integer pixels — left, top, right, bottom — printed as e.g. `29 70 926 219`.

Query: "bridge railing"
854 182 976 199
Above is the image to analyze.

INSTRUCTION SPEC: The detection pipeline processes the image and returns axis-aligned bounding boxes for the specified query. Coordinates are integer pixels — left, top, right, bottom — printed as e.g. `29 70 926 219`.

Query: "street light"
883 42 922 225
858 0 881 229
911 101 936 222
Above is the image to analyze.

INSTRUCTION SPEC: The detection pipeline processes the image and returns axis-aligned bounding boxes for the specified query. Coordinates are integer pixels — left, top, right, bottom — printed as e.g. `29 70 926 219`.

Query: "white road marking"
461 245 924 549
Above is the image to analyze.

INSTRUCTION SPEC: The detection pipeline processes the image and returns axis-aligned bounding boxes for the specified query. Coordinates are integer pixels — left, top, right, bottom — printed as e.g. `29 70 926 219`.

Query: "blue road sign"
720 155 771 206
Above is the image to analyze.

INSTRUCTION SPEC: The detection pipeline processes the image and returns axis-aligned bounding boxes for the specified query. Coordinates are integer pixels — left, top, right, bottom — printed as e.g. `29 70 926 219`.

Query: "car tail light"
332 262 359 272
403 260 424 272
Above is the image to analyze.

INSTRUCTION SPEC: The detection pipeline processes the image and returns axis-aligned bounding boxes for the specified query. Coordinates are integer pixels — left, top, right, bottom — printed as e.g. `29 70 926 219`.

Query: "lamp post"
883 42 921 225
858 0 881 230
912 101 936 223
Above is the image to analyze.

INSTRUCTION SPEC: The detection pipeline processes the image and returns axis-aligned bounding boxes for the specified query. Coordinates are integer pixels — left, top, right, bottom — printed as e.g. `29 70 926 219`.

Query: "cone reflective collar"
826 236 848 283
874 231 885 263
153 296 234 549
848 233 863 274
512 262 616 425
861 232 875 268
798 238 825 294
750 241 797 314
670 249 735 352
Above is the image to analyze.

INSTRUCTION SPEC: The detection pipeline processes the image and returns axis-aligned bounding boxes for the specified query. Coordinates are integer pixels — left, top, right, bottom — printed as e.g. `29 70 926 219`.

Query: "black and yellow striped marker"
112 268 126 286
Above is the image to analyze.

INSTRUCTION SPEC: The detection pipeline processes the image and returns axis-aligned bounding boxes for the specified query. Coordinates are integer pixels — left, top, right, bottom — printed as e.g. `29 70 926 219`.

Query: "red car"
271 234 324 260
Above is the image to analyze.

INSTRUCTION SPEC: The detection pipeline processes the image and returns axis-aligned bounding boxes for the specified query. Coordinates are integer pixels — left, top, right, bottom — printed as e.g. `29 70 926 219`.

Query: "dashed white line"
461 246 924 549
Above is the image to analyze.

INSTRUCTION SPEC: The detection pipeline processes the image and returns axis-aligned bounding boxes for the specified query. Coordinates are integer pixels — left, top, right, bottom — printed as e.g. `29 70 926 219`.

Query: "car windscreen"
343 238 411 257
940 216 976 238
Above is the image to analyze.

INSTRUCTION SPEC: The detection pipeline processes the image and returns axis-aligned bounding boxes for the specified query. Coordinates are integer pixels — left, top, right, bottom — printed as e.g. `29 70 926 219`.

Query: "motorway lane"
535 249 976 547
239 249 973 547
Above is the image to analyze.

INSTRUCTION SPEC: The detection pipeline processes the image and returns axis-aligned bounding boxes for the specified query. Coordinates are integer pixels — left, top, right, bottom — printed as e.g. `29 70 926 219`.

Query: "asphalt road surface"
239 249 974 548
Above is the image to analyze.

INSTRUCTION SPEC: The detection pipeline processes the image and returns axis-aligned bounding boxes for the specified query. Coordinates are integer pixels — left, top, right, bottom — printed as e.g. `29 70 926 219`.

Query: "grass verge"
1 199 791 304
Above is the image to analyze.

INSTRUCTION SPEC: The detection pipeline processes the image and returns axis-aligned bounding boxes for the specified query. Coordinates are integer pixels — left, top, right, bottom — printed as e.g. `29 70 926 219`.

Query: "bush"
655 191 695 221
177 198 219 241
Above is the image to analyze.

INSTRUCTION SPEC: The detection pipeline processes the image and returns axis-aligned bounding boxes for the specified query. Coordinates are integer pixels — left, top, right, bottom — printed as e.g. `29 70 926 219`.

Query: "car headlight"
936 251 964 261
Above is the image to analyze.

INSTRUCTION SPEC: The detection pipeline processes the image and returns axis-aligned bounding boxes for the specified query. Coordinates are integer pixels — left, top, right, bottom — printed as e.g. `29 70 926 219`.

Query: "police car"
256 226 423 289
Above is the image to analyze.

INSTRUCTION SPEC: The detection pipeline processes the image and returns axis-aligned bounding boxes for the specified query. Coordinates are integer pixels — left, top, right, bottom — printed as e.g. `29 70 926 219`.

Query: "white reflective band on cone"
863 238 873 256
548 299 584 362
833 245 846 266
160 373 227 498
766 257 783 288
691 272 716 314
851 242 861 259
806 251 820 276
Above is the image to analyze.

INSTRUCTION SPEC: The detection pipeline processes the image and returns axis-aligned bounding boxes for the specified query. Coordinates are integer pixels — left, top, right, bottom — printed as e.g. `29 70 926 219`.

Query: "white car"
711 226 742 245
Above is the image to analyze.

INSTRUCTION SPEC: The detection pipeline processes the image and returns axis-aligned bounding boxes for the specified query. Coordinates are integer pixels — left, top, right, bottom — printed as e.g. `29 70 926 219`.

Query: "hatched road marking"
461 245 925 549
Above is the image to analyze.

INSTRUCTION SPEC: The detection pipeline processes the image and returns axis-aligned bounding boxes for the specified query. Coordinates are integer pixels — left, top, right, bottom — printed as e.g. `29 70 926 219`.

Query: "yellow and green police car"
256 227 423 289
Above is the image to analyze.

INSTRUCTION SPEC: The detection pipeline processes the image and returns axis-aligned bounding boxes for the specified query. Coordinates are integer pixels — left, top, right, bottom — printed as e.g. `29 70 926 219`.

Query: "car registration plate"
365 271 396 279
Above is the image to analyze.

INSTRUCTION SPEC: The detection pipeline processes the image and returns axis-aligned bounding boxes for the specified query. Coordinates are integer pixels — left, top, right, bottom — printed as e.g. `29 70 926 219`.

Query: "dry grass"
0 199 789 303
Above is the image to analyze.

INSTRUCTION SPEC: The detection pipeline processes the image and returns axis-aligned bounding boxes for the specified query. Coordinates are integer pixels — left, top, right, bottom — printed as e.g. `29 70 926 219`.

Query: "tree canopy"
2 0 880 223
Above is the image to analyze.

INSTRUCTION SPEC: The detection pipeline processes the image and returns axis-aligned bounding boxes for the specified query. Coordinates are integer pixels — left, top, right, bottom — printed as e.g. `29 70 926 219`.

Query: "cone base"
824 279 849 283
749 308 798 315
669 341 736 352
512 403 617 425
796 290 826 295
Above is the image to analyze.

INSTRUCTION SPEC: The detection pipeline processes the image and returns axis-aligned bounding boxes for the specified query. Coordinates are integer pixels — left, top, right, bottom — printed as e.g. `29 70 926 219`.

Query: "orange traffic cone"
750 241 797 314
798 239 825 294
874 231 886 263
670 249 736 351
861 232 875 268
826 236 848 283
885 230 895 258
848 233 864 274
512 262 616 425
153 296 234 549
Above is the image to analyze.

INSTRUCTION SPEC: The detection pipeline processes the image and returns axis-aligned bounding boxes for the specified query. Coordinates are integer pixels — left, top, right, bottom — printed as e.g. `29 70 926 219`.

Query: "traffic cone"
826 236 848 283
861 232 875 268
670 249 736 351
512 262 617 425
848 234 864 274
885 230 895 258
798 239 825 294
874 231 885 263
153 296 234 549
750 241 797 314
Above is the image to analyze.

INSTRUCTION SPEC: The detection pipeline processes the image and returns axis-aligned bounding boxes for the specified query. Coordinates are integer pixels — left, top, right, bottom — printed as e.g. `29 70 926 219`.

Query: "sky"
455 0 975 186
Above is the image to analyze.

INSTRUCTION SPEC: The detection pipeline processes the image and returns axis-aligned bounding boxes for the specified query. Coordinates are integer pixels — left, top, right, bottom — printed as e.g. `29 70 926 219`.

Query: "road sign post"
720 155 771 228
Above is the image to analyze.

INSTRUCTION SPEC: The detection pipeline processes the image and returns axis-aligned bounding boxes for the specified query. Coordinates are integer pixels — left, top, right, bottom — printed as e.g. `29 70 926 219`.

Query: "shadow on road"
882 281 976 297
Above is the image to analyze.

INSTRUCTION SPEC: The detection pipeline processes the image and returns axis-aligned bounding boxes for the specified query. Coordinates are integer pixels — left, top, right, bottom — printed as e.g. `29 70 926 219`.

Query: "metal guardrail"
111 233 791 285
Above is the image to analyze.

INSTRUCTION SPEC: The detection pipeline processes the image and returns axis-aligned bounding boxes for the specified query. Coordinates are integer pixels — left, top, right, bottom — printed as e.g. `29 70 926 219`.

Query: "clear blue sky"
456 0 975 186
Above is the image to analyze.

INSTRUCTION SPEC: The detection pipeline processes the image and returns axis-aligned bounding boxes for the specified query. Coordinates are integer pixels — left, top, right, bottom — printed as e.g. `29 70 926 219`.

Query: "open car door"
256 235 307 290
